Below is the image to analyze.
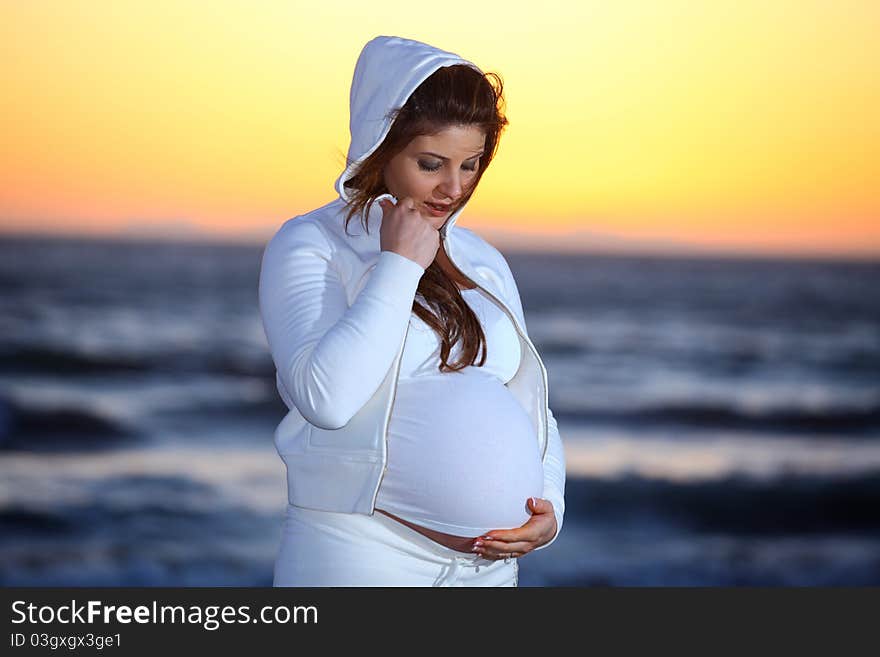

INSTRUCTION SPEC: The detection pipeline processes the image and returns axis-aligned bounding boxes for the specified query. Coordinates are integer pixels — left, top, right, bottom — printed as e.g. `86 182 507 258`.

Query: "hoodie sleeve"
258 219 425 430
492 247 567 552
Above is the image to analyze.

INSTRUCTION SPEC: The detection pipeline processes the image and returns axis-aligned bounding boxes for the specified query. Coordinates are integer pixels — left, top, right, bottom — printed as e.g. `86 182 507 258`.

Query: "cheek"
402 172 433 198
417 176 437 195
388 166 410 192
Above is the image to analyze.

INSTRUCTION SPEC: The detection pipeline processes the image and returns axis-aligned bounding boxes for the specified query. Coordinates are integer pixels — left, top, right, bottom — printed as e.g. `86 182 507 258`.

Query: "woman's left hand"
471 497 557 561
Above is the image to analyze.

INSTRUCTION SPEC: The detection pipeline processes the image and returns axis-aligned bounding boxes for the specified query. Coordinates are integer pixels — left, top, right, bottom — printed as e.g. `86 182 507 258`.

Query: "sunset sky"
2 1 878 257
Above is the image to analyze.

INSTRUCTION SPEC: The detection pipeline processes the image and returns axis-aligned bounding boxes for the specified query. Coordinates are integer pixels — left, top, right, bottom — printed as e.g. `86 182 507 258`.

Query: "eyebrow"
418 150 484 161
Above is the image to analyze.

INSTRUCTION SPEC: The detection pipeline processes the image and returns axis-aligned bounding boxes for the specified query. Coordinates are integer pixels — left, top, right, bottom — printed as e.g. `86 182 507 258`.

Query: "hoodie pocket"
305 424 382 462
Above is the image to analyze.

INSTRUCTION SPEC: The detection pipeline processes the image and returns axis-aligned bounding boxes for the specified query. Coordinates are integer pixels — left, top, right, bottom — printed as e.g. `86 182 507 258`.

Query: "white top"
375 288 545 536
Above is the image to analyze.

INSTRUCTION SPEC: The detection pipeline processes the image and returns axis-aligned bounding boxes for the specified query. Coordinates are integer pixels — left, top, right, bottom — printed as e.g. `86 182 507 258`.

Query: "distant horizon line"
0 226 877 264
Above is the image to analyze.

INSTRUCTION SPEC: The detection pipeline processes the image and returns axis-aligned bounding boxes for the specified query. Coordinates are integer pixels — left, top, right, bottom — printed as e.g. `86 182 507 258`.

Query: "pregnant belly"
375 369 544 551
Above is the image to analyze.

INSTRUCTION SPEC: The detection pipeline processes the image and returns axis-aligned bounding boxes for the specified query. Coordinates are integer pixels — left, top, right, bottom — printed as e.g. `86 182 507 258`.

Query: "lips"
425 201 451 211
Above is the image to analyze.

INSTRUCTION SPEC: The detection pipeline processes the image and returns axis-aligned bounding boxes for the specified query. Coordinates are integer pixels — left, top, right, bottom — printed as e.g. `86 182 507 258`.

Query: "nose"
437 169 463 201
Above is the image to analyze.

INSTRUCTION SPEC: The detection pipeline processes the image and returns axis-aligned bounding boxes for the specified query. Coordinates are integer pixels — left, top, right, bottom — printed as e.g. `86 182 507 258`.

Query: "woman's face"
383 124 486 230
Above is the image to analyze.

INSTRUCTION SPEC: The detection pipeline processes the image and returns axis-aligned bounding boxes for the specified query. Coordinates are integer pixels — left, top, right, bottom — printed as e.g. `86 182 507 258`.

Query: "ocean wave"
0 394 143 452
556 401 880 435
563 471 880 535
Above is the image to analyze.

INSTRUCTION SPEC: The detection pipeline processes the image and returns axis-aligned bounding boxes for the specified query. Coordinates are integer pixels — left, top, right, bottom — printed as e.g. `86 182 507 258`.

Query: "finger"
496 540 533 555
479 540 533 560
477 530 509 543
480 550 518 562
528 497 551 514
482 546 527 561
474 534 531 556
478 526 531 543
477 533 521 547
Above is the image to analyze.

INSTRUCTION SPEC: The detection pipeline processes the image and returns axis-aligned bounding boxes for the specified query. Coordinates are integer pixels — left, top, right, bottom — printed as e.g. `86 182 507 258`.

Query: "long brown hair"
339 64 509 373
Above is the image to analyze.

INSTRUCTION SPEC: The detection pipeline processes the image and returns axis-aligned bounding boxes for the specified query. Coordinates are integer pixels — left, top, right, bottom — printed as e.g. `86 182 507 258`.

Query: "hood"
333 35 484 240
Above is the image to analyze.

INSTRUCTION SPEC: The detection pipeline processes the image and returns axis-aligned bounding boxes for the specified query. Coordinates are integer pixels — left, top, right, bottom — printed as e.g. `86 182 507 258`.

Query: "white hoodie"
258 35 565 550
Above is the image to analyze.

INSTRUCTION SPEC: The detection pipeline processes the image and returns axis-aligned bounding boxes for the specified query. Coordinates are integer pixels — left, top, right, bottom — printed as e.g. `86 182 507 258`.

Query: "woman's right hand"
377 196 440 270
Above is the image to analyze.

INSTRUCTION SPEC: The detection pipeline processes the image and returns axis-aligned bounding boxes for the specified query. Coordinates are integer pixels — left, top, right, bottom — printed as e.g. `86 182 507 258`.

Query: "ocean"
1 233 878 586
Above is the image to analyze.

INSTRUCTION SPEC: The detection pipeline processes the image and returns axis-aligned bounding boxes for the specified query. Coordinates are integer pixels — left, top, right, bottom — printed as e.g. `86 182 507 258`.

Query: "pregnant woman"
259 35 566 586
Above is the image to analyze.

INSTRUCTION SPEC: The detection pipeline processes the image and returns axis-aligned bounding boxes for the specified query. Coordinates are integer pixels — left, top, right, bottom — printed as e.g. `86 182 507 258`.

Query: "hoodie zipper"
370 319 410 511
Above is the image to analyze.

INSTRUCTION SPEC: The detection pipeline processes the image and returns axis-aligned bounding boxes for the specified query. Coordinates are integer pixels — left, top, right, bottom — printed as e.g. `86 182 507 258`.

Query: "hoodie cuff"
363 250 426 305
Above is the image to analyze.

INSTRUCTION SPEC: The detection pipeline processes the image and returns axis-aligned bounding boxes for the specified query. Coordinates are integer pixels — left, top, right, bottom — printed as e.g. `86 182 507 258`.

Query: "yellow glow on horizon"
1 1 878 255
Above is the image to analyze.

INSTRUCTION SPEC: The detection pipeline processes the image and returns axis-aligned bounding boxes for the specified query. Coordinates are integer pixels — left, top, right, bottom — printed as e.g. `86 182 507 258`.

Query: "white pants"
274 504 518 587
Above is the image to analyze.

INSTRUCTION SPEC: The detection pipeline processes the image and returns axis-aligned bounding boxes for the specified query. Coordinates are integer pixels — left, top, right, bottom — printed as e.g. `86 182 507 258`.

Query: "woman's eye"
418 161 478 173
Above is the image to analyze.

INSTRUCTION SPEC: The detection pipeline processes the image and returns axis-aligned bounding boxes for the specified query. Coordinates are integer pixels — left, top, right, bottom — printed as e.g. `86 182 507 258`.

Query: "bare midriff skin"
376 248 480 554
376 509 479 553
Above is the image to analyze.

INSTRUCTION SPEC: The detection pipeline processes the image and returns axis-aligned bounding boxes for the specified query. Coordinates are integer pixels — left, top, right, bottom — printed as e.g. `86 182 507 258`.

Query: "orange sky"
1 1 878 257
